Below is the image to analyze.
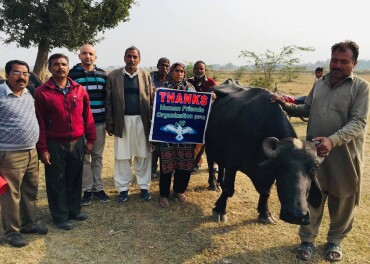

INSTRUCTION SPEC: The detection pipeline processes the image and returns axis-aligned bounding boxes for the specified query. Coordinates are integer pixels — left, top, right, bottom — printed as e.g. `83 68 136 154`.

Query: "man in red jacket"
34 53 96 231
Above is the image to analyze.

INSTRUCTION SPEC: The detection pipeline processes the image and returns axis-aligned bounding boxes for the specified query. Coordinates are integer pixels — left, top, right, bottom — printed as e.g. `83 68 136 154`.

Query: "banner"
150 88 212 144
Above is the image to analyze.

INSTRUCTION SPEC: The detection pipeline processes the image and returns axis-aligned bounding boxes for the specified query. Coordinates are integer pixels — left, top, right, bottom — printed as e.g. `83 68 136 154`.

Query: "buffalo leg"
217 166 225 188
212 169 236 222
257 192 276 224
206 154 220 191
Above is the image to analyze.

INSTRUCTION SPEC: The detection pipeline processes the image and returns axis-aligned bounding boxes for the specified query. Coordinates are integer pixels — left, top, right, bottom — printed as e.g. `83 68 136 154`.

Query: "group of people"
0 44 217 247
0 41 369 263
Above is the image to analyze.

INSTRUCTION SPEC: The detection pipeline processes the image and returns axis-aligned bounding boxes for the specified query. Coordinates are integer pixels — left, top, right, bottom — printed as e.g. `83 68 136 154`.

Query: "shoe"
325 243 343 262
192 165 200 173
20 224 48 235
159 197 169 208
175 193 187 203
8 233 28 247
140 189 152 201
81 191 93 206
69 212 88 221
93 190 110 202
296 242 314 261
117 191 128 202
55 221 74 230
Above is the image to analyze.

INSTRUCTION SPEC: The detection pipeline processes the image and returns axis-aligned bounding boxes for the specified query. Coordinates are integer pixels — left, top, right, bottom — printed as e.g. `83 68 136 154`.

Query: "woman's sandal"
296 242 314 261
159 197 169 208
326 243 343 262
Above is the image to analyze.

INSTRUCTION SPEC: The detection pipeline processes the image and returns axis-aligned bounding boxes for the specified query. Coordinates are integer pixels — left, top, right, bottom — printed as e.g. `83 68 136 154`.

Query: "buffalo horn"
262 137 280 158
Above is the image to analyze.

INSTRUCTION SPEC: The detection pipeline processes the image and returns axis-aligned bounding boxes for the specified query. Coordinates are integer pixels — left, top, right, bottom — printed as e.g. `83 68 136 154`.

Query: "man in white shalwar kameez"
105 46 153 202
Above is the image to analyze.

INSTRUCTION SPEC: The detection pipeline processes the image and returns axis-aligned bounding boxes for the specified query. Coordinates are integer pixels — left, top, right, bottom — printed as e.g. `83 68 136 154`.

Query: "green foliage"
0 0 135 77
278 65 307 83
240 45 314 89
185 62 194 79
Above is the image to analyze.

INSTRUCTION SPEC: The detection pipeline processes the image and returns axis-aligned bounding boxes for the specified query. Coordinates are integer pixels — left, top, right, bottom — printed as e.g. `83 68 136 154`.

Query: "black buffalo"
205 79 322 225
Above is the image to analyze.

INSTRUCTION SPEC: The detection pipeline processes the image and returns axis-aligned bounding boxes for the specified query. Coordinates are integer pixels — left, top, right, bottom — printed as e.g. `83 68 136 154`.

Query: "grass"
1 72 370 263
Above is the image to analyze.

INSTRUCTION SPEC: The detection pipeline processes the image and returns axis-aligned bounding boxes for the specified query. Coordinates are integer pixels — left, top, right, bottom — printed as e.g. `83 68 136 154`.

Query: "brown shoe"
175 193 187 203
159 197 169 208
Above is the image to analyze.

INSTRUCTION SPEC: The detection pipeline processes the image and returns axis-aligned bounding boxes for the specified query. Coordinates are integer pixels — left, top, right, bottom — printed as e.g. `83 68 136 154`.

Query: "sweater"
34 77 96 154
0 83 39 151
68 64 107 124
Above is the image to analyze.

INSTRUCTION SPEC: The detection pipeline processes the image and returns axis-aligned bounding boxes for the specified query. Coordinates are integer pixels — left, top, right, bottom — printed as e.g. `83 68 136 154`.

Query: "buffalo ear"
308 177 322 208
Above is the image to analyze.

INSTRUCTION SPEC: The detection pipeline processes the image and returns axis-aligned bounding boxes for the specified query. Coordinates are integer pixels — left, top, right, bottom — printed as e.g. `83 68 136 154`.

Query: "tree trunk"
33 38 50 81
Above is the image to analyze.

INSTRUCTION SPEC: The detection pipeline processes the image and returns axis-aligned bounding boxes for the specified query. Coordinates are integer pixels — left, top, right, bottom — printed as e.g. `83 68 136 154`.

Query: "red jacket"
34 77 96 154
187 76 216 92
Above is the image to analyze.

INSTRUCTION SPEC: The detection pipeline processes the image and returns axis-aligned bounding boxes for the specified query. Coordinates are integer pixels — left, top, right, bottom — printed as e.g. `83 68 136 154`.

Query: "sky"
1 0 369 69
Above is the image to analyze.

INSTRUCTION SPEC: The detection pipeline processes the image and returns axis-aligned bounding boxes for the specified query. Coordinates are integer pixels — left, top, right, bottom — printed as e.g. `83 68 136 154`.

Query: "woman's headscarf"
170 62 186 77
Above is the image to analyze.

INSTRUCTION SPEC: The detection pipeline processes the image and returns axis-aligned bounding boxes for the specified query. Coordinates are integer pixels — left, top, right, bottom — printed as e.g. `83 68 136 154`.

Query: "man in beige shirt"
272 40 369 262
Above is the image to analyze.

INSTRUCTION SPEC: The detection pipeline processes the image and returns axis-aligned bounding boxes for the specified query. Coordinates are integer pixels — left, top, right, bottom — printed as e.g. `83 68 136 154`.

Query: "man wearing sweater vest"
69 44 110 206
34 54 96 230
105 46 153 202
0 60 48 247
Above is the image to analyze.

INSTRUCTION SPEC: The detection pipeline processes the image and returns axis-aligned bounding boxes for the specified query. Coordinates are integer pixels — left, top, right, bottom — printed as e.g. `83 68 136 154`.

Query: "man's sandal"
326 243 343 262
296 242 314 261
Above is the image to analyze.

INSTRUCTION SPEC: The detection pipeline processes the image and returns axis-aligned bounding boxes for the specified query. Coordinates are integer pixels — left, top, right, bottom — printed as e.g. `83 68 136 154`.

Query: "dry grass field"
0 72 370 263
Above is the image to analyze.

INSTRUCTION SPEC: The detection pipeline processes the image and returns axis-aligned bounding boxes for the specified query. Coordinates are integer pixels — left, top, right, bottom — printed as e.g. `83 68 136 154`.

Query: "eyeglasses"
11 71 31 77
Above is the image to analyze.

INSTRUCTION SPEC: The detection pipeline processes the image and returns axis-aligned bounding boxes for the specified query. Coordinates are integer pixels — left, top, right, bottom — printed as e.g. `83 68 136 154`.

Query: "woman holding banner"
158 62 196 208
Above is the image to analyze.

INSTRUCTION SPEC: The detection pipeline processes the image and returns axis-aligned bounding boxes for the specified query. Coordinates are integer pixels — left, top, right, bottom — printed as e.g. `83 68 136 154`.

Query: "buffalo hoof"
212 209 228 222
220 214 227 222
258 215 277 225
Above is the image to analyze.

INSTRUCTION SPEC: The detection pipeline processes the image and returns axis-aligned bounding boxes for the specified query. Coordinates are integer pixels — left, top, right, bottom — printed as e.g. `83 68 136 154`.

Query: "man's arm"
271 93 310 117
34 89 51 165
82 89 96 151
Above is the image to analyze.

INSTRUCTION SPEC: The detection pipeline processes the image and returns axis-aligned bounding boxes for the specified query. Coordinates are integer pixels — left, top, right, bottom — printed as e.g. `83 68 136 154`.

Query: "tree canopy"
0 0 135 79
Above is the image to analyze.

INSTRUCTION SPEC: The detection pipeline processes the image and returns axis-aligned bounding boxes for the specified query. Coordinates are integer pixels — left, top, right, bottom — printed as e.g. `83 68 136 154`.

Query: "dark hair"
194 60 206 69
124 46 141 58
331 40 359 61
315 67 323 72
157 57 170 67
5 60 30 74
48 53 69 67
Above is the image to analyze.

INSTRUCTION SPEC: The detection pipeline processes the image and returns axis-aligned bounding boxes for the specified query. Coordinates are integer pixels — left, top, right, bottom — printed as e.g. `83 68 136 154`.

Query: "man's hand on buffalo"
271 93 287 106
313 137 333 157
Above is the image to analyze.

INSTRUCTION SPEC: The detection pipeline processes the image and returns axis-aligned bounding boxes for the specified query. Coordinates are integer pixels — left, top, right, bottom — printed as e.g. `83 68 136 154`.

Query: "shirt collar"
122 68 139 78
323 72 354 85
52 79 71 94
3 82 29 97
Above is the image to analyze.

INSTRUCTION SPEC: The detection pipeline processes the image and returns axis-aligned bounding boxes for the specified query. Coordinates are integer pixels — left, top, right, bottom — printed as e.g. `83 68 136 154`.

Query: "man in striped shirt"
69 44 110 206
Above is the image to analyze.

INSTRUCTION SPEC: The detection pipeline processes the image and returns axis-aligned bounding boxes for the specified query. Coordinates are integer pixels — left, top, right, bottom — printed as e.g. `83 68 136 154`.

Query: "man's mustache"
57 70 65 73
16 79 26 83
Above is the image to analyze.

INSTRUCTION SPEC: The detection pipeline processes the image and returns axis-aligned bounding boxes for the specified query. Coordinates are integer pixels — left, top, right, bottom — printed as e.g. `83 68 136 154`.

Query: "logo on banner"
160 120 197 142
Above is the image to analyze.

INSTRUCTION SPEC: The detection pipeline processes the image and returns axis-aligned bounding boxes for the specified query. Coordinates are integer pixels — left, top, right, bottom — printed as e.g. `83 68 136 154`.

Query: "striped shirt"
69 64 107 124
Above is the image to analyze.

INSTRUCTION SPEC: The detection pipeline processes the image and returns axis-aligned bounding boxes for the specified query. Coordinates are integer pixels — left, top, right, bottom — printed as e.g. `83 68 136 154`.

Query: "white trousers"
114 157 151 192
114 115 151 192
